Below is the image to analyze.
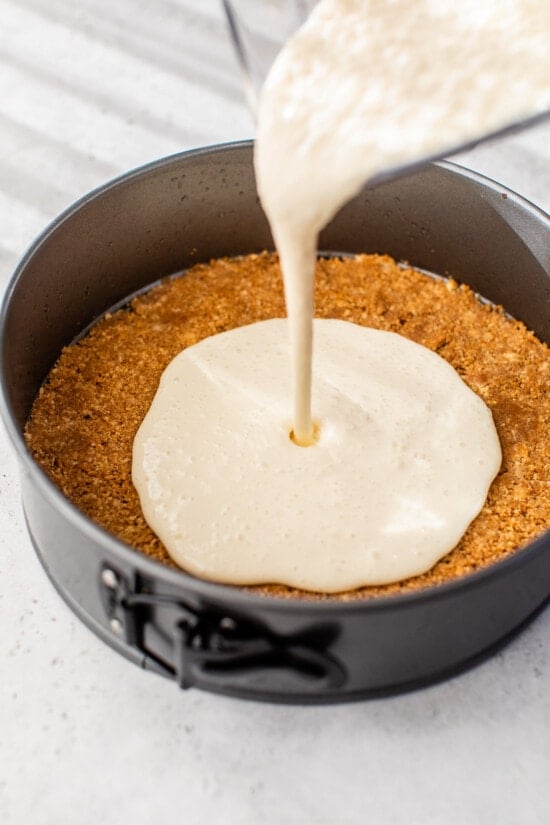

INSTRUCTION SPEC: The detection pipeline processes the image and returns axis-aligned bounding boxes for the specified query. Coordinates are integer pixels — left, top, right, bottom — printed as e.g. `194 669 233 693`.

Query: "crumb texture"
25 253 550 600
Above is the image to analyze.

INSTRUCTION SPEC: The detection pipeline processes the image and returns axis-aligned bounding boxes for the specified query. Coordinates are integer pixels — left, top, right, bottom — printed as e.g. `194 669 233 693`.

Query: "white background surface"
0 2 549 823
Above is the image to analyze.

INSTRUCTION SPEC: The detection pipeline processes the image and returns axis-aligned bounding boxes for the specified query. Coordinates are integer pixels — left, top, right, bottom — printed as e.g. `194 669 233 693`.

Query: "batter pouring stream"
254 0 550 444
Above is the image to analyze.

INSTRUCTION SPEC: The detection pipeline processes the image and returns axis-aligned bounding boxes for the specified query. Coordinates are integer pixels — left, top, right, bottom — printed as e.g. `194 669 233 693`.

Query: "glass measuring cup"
222 0 549 179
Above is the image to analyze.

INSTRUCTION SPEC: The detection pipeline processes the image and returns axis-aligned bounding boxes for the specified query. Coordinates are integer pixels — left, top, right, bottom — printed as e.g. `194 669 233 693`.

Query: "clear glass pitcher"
222 0 318 108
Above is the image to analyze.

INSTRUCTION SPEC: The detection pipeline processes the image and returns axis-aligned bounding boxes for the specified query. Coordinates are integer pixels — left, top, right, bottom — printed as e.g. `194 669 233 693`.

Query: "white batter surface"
133 319 501 592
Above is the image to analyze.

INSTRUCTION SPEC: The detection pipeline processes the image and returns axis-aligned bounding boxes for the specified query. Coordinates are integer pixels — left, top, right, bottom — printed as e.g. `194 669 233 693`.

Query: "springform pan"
1 141 549 703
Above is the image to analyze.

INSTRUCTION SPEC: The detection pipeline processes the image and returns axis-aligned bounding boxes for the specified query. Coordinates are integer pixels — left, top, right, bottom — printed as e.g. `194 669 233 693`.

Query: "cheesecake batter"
133 318 501 592
133 0 549 589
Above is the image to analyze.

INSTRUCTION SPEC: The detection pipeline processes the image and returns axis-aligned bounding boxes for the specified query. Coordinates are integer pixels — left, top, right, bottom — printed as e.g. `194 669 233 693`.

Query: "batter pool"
133 318 501 592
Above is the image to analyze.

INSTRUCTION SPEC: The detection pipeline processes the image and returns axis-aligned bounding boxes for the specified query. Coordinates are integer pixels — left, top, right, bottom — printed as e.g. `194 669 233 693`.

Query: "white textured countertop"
0 2 549 823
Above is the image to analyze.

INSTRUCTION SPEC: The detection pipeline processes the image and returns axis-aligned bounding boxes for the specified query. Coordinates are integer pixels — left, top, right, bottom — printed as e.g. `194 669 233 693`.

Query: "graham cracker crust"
25 253 550 600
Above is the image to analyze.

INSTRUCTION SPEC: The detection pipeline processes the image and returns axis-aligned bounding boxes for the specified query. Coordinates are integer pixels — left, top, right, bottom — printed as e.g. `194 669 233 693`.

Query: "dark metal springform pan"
1 141 549 703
